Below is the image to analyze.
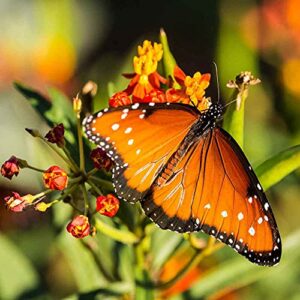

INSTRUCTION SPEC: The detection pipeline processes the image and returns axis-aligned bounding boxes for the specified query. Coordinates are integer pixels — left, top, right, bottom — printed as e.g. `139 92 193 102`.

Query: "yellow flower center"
133 40 163 77
184 72 210 106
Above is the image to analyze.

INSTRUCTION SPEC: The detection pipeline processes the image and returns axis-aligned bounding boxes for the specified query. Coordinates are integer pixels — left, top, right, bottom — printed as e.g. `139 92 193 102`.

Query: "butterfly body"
83 102 281 266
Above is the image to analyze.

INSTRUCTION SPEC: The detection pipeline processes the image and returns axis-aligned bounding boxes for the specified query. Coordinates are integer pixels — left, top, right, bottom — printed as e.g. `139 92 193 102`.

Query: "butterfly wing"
83 103 199 203
142 127 281 266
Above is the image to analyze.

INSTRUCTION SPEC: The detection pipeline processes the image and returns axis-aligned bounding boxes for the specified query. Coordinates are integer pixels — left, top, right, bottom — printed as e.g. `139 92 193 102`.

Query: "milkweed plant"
2 30 300 299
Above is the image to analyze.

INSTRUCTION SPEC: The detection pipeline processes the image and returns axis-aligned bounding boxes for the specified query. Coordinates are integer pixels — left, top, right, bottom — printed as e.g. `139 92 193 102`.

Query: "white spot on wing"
248 197 253 203
128 139 134 145
132 103 139 109
238 212 244 221
112 123 119 131
264 203 269 211
221 210 228 218
125 127 132 134
257 217 263 224
204 203 211 209
257 183 262 190
249 227 255 236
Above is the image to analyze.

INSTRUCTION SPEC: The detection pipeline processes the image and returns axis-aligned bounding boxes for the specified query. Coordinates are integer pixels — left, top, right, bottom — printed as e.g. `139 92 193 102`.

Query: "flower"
45 124 65 148
1 156 20 180
66 215 90 238
123 40 167 102
43 165 68 190
96 194 119 217
139 88 166 103
109 91 132 107
4 192 34 212
90 148 113 171
166 65 211 110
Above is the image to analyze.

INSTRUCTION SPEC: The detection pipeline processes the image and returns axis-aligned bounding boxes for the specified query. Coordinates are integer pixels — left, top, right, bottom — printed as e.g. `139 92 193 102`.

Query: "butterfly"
83 101 281 266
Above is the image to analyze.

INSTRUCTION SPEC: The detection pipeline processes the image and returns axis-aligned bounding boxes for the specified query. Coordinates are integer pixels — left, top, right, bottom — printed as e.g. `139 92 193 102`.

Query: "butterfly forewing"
83 103 199 203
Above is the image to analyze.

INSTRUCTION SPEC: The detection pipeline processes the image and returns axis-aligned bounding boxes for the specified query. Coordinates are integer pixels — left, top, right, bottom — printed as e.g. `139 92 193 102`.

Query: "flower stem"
76 113 85 171
90 176 113 190
94 218 139 244
87 179 104 195
26 165 46 173
62 146 81 173
40 137 78 173
80 184 89 215
86 168 99 177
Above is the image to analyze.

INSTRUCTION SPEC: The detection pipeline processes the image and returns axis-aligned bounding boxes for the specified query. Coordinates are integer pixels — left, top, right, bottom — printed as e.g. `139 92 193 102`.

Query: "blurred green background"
1 0 300 299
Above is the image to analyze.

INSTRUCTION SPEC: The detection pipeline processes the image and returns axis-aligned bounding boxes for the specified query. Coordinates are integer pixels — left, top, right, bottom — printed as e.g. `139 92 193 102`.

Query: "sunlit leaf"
160 29 177 82
256 145 300 190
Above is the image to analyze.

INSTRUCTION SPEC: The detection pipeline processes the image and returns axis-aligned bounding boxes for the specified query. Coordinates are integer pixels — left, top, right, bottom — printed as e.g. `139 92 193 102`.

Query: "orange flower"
109 91 132 107
67 215 90 238
124 40 167 102
1 156 20 180
96 194 119 217
43 165 68 190
4 192 34 212
166 65 211 110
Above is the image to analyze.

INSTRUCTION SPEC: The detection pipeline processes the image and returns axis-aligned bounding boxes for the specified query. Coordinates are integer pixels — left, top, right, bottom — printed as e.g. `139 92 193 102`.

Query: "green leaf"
14 82 76 144
14 81 51 123
58 233 107 292
0 234 38 299
160 29 177 81
135 268 155 300
255 145 300 190
190 229 300 298
46 87 76 144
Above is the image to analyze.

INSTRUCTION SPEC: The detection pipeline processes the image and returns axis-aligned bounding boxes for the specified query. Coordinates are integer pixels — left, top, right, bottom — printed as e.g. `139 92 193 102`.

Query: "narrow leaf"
160 29 177 81
256 145 300 190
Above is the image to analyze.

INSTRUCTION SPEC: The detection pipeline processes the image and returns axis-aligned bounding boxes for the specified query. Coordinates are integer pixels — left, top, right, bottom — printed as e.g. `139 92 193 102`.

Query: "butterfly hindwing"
142 127 281 266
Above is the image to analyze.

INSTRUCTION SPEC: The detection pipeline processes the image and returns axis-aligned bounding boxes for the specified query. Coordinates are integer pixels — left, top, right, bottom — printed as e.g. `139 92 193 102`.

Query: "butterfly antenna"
212 61 220 104
224 98 238 108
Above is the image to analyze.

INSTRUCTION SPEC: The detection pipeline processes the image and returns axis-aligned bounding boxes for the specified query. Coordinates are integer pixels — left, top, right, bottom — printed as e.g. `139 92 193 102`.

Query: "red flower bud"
45 124 65 148
90 148 113 171
96 194 119 217
4 192 33 212
109 91 132 107
43 165 68 190
67 215 90 238
1 156 20 180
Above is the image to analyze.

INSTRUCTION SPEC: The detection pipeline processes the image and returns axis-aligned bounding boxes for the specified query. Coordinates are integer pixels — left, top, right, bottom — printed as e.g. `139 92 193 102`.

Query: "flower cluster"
109 40 211 110
1 38 211 241
1 121 118 239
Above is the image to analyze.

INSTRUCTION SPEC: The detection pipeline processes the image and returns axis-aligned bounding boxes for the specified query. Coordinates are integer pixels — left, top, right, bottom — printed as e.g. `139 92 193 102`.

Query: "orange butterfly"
83 102 281 266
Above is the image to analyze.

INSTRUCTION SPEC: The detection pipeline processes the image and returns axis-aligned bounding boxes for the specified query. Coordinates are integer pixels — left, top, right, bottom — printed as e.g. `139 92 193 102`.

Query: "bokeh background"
1 0 300 299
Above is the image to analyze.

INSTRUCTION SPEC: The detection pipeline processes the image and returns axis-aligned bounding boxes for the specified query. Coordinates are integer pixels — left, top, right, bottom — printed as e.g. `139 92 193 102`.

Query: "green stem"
40 137 78 173
26 165 46 173
86 168 99 177
80 184 89 215
62 146 81 173
87 179 104 195
90 176 113 190
76 115 85 171
94 218 139 244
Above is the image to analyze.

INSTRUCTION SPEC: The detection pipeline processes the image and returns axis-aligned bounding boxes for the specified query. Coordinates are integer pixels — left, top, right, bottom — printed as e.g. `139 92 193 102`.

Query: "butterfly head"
200 103 223 123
